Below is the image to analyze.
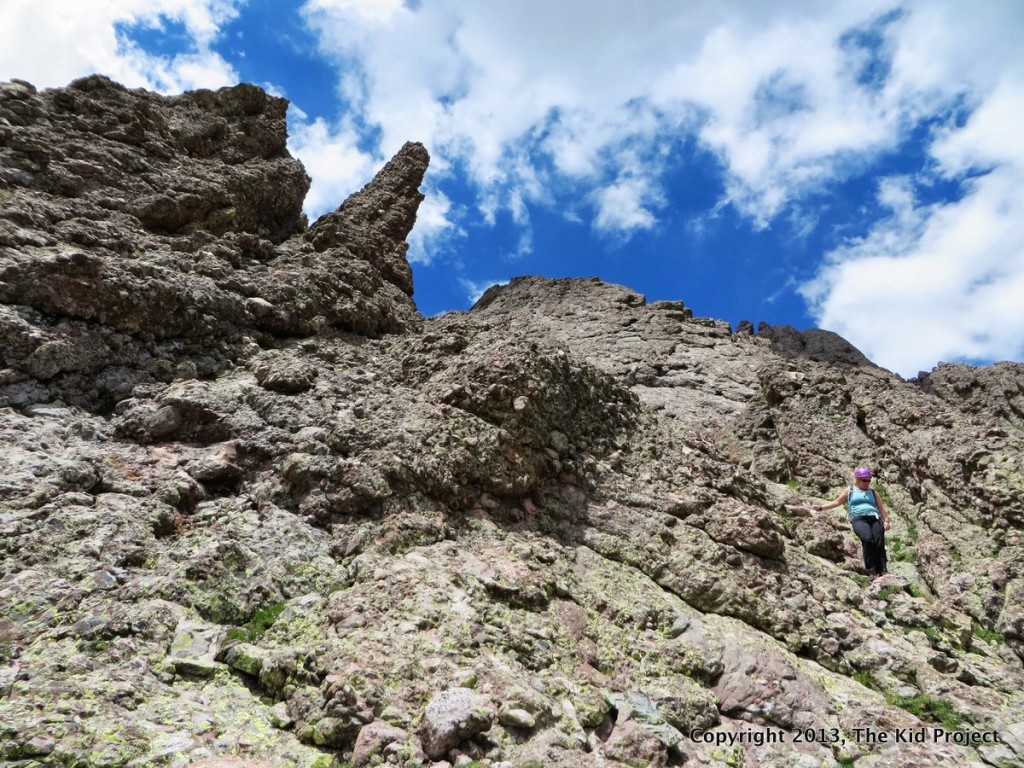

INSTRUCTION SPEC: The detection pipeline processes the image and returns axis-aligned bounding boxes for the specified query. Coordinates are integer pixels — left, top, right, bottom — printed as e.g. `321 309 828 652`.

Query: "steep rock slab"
469 275 1024 663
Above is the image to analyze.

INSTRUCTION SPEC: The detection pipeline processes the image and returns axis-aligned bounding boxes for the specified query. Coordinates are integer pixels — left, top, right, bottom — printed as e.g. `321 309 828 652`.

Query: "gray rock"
497 706 536 729
757 322 876 367
604 719 668 767
0 76 424 412
351 721 413 766
420 688 495 759
219 643 268 677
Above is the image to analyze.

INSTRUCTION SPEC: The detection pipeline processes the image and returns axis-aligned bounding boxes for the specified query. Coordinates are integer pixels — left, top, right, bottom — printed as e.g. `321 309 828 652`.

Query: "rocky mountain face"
1 76 1023 768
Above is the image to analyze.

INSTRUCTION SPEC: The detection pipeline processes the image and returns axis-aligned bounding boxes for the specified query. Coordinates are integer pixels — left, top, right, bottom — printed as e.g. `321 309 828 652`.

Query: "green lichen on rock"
225 602 286 643
885 693 963 730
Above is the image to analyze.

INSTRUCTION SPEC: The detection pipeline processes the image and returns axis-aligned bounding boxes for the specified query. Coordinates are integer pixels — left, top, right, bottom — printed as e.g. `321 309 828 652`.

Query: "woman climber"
814 467 891 579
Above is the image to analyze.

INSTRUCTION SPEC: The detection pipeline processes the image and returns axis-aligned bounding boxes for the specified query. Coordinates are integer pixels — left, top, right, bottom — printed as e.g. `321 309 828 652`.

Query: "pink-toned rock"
604 719 668 768
352 721 411 767
420 688 495 760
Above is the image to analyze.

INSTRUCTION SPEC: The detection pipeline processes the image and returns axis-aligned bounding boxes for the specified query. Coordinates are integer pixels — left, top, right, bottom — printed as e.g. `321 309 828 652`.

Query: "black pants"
851 517 887 575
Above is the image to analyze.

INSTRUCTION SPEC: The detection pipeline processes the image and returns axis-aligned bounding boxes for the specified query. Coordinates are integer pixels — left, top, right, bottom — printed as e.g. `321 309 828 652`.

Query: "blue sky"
2 1 1023 377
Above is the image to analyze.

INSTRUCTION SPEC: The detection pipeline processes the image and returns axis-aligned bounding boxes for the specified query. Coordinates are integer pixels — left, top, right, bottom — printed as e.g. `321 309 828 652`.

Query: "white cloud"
295 0 954 237
790 5 1024 375
803 116 1024 376
407 188 465 266
593 177 660 234
0 0 241 93
295 3 1019 209
931 78 1024 173
305 0 404 25
299 1 698 231
798 21 1024 374
650 6 906 227
287 114 376 220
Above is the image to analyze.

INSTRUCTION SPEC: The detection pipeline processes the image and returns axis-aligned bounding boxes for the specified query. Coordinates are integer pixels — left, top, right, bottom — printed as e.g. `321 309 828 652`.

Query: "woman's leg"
870 519 887 574
850 518 877 573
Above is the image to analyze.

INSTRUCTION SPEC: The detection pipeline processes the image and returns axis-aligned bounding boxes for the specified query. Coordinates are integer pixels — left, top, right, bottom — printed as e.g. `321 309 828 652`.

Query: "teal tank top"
847 487 880 521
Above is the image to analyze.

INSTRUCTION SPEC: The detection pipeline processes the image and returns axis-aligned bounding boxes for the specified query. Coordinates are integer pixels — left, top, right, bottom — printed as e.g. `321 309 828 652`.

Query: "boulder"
419 688 496 760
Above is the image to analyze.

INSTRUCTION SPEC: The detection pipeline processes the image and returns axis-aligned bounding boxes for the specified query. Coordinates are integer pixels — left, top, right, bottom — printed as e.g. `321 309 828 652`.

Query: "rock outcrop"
1 75 422 413
2 77 1023 768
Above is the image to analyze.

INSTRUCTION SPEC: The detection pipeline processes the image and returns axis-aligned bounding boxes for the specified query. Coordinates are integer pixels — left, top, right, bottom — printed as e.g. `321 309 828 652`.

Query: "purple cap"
854 467 873 479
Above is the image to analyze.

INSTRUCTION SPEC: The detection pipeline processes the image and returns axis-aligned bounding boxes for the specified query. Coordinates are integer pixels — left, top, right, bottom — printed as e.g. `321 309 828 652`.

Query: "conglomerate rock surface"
2 77 1023 768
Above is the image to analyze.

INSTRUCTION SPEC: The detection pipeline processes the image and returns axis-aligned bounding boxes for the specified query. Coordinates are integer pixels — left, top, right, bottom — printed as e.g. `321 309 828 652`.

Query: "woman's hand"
884 519 891 530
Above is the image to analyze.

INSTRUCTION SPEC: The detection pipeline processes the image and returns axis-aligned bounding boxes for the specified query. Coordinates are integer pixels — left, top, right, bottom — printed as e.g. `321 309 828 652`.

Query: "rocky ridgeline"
1 77 1022 768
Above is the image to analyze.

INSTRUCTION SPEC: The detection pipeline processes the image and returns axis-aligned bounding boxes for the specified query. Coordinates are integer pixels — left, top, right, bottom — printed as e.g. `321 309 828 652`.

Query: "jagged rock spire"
306 141 429 296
